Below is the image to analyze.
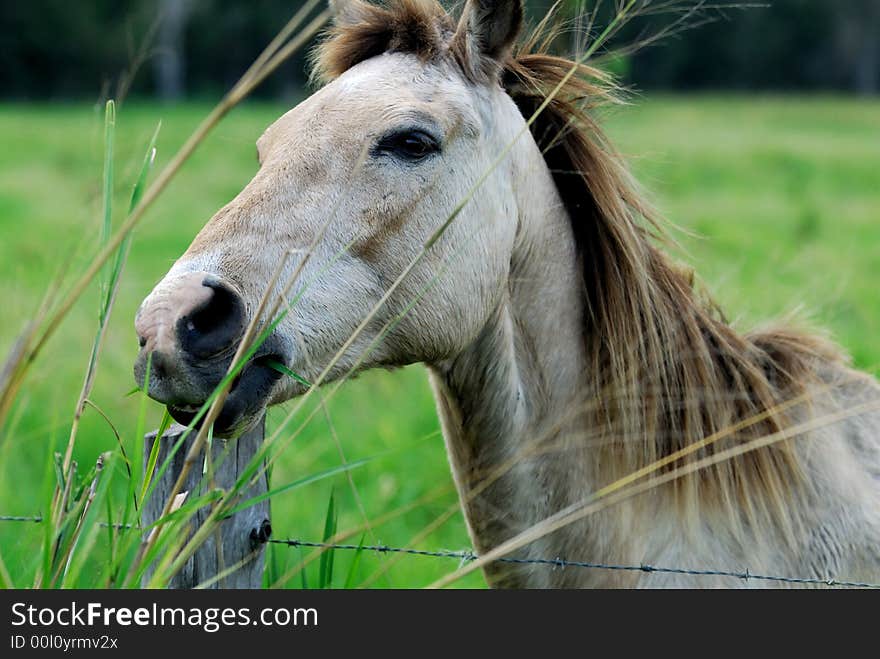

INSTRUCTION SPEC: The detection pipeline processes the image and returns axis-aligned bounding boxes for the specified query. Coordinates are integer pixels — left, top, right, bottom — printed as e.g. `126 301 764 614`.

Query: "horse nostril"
176 278 246 360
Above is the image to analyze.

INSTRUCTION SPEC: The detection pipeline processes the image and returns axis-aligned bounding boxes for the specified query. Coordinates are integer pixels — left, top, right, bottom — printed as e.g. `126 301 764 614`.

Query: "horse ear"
328 0 371 27
455 0 523 67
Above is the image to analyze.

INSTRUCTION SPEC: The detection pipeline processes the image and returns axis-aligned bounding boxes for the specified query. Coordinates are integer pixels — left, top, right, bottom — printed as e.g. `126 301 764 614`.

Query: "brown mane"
313 0 846 539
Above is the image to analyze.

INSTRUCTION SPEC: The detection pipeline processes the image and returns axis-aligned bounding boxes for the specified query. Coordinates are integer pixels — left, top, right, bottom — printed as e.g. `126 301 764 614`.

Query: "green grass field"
0 95 878 588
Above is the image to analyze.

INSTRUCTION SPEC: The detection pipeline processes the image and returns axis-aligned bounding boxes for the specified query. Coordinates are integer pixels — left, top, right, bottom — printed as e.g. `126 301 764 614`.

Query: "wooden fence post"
141 417 270 588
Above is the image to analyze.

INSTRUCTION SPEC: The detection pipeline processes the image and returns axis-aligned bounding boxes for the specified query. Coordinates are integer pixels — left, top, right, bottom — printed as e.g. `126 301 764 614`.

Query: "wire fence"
0 514 133 529
269 538 880 588
3 513 876 588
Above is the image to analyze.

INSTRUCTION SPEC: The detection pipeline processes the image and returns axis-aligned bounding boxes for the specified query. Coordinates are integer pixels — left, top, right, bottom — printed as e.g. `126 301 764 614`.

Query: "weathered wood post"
142 417 270 588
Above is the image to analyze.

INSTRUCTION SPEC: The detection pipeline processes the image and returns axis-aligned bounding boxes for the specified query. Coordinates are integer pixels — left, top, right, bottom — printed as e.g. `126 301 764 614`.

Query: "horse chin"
165 353 286 438
165 402 261 439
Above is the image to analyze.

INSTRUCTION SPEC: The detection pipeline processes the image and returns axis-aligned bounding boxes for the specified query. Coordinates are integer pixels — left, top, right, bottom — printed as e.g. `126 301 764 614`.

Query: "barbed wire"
0 514 133 529
270 538 880 589
3 514 876 588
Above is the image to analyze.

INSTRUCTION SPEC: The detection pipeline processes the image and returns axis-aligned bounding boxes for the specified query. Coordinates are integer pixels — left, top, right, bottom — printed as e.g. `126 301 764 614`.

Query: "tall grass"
0 1 334 588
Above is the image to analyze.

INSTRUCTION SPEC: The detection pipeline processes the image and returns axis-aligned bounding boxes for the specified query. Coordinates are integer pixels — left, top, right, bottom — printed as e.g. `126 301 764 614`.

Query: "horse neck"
427 137 595 578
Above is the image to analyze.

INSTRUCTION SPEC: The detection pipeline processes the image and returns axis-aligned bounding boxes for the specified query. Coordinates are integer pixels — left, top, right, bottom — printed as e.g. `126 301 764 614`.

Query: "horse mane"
313 0 847 540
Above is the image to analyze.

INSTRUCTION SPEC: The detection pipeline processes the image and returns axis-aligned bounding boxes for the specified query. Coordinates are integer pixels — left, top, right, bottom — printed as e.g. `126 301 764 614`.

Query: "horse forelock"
312 0 852 541
312 0 454 84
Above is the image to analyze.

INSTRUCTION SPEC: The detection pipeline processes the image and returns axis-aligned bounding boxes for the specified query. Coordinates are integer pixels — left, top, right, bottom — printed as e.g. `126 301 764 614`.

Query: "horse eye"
375 130 440 162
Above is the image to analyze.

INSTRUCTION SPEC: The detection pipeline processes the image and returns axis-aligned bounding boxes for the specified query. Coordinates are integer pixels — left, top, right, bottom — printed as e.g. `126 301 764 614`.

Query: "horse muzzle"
133 271 289 436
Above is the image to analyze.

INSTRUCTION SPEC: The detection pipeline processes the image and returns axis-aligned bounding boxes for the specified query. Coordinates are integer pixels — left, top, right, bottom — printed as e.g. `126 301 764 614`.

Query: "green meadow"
0 95 877 587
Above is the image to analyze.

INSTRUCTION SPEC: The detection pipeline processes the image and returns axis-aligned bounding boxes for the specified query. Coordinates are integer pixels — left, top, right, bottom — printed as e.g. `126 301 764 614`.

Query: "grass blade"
318 491 337 589
102 122 160 325
99 100 115 303
266 359 311 387
139 407 170 508
343 534 366 589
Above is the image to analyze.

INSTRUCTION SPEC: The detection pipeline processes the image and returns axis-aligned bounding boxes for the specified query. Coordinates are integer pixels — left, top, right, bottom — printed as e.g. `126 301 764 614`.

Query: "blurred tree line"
1 0 877 101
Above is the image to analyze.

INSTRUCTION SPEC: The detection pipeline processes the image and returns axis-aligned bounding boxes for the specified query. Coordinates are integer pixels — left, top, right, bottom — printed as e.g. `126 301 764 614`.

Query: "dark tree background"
0 0 877 101
623 0 879 93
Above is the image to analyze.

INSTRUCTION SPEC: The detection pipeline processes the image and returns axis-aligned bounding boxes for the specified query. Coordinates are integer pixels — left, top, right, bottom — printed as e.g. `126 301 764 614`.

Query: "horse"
133 0 880 587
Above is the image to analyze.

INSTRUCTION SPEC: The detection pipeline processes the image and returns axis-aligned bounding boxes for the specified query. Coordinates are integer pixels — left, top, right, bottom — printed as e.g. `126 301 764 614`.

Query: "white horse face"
134 44 527 434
